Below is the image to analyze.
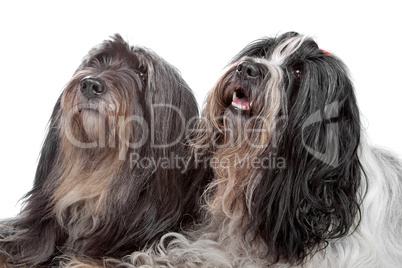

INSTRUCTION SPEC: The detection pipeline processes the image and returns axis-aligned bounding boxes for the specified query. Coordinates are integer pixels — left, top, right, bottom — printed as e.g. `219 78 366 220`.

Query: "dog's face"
58 34 197 156
208 32 358 142
199 32 362 264
0 35 207 266
60 35 142 143
47 34 202 232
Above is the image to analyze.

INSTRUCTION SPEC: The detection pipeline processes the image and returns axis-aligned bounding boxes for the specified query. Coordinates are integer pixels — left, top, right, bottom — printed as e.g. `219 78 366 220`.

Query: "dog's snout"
236 61 261 79
80 77 105 99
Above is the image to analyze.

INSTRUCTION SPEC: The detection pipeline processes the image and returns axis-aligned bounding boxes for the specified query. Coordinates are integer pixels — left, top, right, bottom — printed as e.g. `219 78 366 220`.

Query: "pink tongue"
233 96 250 106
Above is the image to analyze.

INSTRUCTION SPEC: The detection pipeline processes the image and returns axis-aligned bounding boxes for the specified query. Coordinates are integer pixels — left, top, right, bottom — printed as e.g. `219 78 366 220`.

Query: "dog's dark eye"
292 63 303 79
138 66 147 81
138 72 147 81
293 69 302 79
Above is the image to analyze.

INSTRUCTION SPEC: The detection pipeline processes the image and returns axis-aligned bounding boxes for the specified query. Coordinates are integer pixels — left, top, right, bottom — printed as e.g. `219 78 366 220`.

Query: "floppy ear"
120 51 209 238
149 57 199 134
249 56 362 264
145 55 206 195
24 97 61 198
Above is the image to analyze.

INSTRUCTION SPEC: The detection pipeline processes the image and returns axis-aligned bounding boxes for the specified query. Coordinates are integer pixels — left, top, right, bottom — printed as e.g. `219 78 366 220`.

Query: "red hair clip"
320 49 331 56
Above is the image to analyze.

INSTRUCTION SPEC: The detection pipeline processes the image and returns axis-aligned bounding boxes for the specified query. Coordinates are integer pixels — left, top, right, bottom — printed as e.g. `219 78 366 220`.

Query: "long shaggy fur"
71 32 402 268
0 34 209 267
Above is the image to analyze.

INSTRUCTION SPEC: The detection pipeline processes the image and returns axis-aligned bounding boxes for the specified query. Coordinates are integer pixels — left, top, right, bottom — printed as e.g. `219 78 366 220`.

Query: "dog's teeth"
233 91 237 101
231 101 250 111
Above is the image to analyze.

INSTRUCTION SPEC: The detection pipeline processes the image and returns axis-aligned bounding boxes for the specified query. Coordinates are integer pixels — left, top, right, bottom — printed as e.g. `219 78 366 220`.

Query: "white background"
0 0 401 218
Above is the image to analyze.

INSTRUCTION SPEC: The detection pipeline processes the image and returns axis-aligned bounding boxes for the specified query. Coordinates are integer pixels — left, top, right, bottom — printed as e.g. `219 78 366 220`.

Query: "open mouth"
231 88 251 111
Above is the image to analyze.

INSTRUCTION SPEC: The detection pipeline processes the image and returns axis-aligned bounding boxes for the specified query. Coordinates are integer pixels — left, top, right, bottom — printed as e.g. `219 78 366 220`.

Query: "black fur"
203 32 363 264
242 33 362 264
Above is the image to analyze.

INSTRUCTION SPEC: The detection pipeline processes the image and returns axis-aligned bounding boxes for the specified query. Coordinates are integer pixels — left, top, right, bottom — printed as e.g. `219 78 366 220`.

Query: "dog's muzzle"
80 77 106 99
230 61 267 112
236 61 262 80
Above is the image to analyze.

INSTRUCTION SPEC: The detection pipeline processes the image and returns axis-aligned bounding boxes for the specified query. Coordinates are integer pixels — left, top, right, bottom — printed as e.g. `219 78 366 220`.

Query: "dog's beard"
49 69 144 221
199 71 280 220
79 108 108 142
203 65 281 159
59 70 143 152
68 102 120 148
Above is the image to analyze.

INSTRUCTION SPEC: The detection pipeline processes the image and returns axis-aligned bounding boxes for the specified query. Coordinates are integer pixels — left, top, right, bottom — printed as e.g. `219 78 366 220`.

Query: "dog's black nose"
236 61 261 79
80 77 105 99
